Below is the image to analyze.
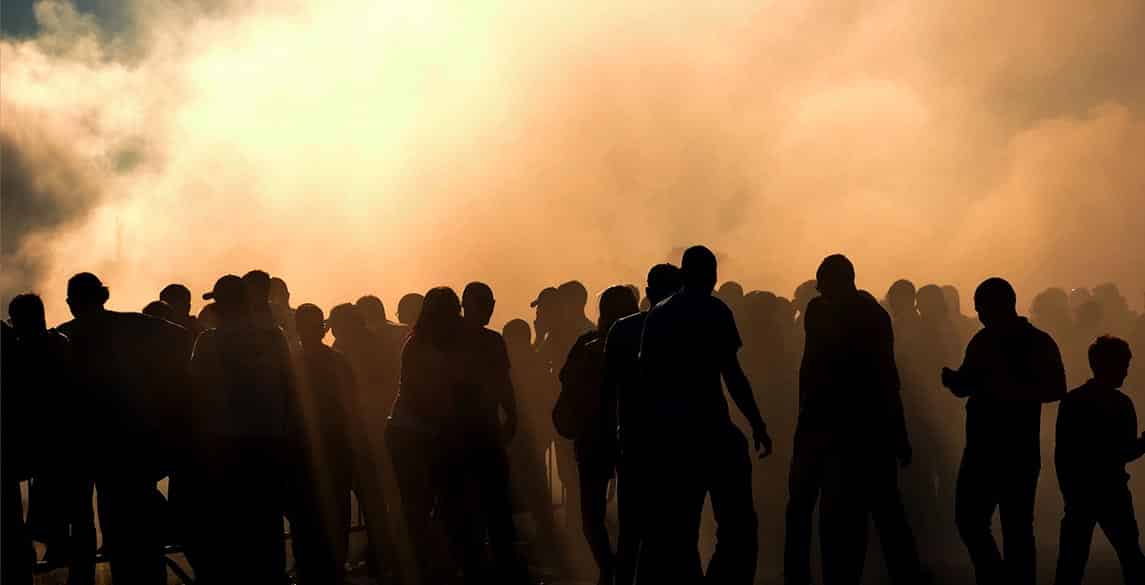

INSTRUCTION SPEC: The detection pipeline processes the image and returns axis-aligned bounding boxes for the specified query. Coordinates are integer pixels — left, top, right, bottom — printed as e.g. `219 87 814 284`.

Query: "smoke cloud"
2 0 1143 323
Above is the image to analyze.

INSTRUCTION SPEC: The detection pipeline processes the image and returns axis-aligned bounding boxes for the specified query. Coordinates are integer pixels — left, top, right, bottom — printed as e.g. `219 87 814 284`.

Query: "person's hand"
753 427 774 460
941 367 957 389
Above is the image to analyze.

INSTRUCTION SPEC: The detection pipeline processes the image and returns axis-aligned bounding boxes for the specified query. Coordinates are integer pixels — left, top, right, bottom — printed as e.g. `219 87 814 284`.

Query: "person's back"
1053 335 1145 585
957 315 1065 458
639 290 739 436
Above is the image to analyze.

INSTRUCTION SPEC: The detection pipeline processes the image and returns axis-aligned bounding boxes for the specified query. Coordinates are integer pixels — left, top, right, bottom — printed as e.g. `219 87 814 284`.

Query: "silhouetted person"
58 272 190 585
556 285 639 585
7 294 86 582
942 277 1067 585
397 292 424 327
1 318 33 585
243 269 276 327
357 293 408 350
1054 336 1145 585
785 255 920 585
637 245 772 585
451 281 525 583
142 299 175 321
502 318 562 567
185 274 293 583
942 284 979 349
604 263 682 585
328 302 401 580
289 303 357 585
269 276 299 346
160 283 202 337
387 287 467 583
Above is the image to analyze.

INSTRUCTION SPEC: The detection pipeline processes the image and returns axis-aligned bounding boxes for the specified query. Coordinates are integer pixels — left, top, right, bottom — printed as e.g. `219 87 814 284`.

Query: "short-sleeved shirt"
1056 380 1141 494
638 290 741 433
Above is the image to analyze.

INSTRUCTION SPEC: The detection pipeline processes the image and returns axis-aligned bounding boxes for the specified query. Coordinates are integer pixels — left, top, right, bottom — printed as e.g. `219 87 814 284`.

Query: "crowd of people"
2 246 1145 585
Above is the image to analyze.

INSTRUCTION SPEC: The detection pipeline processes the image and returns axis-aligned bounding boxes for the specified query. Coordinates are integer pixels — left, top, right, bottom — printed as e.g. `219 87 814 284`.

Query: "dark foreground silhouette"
3 250 1144 585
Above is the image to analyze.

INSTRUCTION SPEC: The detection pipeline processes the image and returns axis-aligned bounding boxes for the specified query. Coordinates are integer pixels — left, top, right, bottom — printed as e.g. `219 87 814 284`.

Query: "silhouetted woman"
386 287 466 583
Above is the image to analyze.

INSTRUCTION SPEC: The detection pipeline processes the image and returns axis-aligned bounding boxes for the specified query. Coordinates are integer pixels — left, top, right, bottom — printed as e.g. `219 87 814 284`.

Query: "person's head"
242 270 271 310
531 287 560 333
1068 287 1093 313
973 277 1018 328
1076 300 1104 330
598 285 639 333
66 272 109 318
886 279 917 315
941 285 963 316
397 293 424 326
355 295 388 329
1030 288 1070 327
202 275 247 321
916 285 948 319
645 263 682 306
327 303 365 340
142 300 175 321
295 303 326 347
414 287 462 347
1088 335 1132 388
9 293 46 334
814 254 856 299
198 303 220 330
502 318 531 351
681 245 718 293
268 277 290 307
793 279 819 312
717 281 745 304
462 282 495 327
159 284 192 318
558 280 589 318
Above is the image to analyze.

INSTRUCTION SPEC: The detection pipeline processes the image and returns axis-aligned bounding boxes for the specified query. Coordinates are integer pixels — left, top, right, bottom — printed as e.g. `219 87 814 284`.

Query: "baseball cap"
530 286 559 308
203 274 245 303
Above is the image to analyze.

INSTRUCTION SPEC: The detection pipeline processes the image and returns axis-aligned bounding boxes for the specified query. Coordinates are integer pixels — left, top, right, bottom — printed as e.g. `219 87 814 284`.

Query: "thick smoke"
2 0 1143 323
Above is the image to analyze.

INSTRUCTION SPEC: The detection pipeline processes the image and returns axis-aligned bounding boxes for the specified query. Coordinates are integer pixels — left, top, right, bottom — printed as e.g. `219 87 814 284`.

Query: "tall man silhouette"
637 245 772 585
785 255 920 585
942 277 1067 585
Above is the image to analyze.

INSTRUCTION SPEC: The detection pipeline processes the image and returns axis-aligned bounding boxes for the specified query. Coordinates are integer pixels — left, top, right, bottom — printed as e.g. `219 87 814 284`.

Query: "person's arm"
1125 398 1145 463
493 336 518 443
798 299 828 412
942 332 983 398
720 311 771 458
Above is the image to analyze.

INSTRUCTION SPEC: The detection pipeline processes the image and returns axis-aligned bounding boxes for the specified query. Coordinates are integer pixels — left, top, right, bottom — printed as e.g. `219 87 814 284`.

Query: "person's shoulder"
610 312 646 337
574 330 599 347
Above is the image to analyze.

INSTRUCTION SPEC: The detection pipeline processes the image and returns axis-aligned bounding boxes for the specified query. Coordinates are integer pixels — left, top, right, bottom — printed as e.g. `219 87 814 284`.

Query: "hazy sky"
3 0 1143 325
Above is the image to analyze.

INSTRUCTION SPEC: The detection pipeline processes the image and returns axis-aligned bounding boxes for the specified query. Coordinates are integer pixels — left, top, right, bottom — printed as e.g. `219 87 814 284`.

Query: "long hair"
412 287 462 349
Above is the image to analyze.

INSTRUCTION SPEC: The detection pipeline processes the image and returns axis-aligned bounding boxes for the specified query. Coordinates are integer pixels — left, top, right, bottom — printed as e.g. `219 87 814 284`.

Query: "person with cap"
942 277 1067 585
604 263 682 585
185 274 295 583
57 272 191 585
636 246 772 585
555 285 640 585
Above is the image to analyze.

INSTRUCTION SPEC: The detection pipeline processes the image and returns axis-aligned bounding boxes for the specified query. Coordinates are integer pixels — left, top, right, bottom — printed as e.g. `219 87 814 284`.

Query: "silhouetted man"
785 255 920 585
637 245 772 585
556 285 639 585
1054 336 1145 585
290 303 357 585
502 318 562 567
186 274 293 583
269 276 299 346
604 263 682 585
6 294 85 583
942 277 1067 585
397 292 424 327
160 283 202 337
454 281 525 582
59 273 190 585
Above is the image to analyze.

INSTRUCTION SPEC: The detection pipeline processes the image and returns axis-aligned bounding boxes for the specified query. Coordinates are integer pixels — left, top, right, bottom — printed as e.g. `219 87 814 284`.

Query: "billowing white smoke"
3 0 1143 324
